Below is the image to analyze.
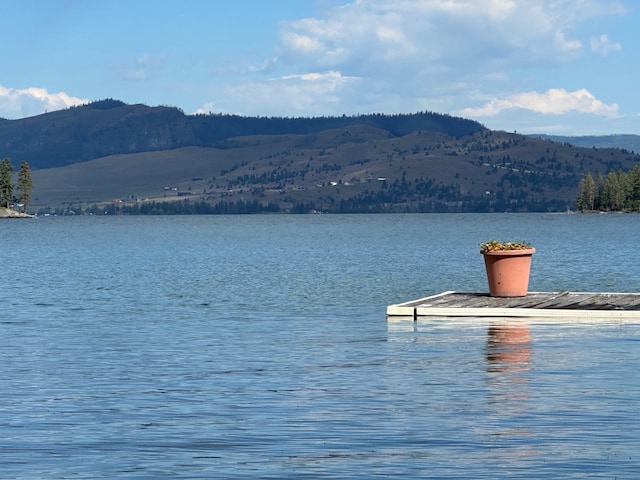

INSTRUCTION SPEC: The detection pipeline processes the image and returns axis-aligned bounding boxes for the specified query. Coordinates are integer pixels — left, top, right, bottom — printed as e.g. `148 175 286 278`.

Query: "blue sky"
1 0 638 135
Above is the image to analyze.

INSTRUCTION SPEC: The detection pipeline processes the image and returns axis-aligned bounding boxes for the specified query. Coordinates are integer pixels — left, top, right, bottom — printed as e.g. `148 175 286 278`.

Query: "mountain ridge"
2 100 639 213
532 134 640 152
0 99 484 170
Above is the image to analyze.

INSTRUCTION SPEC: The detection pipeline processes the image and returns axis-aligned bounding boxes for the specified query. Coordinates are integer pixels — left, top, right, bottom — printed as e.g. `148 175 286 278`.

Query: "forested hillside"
2 100 639 214
0 99 483 169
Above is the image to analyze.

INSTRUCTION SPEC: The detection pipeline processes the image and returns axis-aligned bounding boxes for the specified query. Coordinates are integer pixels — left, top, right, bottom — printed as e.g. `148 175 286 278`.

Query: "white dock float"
387 291 640 319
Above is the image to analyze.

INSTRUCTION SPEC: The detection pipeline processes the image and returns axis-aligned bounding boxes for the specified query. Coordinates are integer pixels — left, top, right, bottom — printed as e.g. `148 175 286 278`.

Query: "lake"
1 213 639 478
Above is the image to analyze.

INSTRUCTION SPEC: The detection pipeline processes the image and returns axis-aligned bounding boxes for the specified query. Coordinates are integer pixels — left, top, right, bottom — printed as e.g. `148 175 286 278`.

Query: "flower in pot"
479 240 535 297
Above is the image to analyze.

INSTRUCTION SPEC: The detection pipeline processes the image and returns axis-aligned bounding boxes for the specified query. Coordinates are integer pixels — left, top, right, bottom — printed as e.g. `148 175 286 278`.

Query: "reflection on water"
485 322 536 461
487 322 531 375
486 321 531 408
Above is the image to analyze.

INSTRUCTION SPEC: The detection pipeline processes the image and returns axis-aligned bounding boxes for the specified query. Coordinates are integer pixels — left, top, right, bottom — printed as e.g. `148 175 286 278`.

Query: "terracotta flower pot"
482 248 535 297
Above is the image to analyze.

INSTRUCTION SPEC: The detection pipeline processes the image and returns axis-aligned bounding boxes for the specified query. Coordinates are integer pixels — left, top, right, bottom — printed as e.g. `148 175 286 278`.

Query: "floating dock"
387 291 640 319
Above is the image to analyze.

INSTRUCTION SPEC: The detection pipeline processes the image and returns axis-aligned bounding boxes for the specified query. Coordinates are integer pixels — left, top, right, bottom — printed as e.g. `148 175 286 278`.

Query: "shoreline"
0 208 35 218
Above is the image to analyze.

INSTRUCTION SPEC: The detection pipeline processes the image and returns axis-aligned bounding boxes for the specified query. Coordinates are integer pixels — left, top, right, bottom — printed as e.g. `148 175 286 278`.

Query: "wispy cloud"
0 85 88 119
1 0 632 135
123 54 166 81
197 71 360 116
590 34 622 56
274 0 624 75
215 0 627 126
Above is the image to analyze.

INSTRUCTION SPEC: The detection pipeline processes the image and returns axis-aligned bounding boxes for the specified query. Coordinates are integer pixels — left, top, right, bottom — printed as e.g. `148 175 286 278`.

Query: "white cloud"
196 71 360 117
590 34 622 56
461 88 619 117
0 85 88 119
275 0 624 77
192 0 629 133
245 0 627 125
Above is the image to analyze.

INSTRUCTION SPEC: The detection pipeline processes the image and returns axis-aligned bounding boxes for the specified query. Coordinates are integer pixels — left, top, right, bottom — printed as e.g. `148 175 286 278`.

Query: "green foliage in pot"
479 240 532 253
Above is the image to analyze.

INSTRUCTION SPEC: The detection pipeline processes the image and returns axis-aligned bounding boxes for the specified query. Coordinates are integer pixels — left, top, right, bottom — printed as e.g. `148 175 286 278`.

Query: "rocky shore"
0 207 35 218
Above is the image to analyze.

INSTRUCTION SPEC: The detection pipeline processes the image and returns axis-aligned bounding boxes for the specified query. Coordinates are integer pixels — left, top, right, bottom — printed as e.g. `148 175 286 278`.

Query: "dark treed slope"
0 99 484 170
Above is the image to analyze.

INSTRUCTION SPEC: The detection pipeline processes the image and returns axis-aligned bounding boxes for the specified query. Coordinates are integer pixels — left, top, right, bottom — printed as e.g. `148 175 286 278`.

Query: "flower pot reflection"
486 323 532 408
487 323 531 373
485 323 536 458
487 324 531 416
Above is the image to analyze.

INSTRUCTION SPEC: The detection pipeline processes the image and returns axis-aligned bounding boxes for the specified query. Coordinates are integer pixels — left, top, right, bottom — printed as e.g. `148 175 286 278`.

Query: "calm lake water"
1 213 640 478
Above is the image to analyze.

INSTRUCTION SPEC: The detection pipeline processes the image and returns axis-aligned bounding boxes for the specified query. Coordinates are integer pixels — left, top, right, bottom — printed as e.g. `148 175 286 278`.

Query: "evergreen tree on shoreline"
0 157 13 208
576 173 595 211
577 163 640 211
17 161 34 212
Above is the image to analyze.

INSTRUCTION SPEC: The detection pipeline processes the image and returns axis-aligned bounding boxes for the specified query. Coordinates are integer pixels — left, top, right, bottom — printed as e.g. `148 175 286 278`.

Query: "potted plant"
479 240 535 297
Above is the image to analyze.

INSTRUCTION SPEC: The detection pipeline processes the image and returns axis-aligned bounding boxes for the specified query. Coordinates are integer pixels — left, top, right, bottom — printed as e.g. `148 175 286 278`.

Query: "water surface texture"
2 214 639 478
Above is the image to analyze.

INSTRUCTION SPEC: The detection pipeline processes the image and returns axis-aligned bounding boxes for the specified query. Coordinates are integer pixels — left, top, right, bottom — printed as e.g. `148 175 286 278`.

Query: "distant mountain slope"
0 99 485 170
5 100 640 213
533 134 640 152
30 125 640 213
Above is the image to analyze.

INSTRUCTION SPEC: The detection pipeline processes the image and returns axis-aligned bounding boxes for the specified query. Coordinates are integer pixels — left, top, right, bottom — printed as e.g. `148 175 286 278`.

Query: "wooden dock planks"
387 291 640 319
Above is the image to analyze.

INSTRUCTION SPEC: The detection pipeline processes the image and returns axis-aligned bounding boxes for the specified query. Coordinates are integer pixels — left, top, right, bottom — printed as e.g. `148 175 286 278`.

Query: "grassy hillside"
4 100 638 213
31 125 640 214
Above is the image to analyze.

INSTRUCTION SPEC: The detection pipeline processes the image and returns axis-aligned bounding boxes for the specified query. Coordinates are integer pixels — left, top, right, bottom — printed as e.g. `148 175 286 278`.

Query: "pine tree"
576 172 595 211
628 163 640 211
17 161 34 212
594 173 606 210
0 157 13 208
604 171 629 211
